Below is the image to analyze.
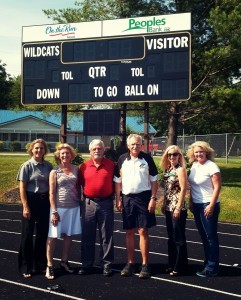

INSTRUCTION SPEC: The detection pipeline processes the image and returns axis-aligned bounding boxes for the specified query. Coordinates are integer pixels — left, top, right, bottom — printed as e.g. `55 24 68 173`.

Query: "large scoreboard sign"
21 13 191 105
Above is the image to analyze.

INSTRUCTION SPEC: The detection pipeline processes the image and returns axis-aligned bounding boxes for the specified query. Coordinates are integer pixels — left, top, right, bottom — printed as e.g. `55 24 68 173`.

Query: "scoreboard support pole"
61 105 67 143
60 102 151 151
144 102 150 153
120 104 127 147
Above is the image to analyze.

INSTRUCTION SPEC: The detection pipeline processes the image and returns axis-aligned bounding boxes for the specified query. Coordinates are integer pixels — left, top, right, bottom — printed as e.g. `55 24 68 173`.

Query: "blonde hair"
54 143 76 164
27 138 48 156
186 141 215 163
160 145 186 170
127 134 142 145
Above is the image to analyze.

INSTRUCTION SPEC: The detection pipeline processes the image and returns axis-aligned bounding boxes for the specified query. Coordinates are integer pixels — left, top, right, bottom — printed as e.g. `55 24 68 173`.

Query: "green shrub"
9 141 21 152
72 154 84 166
25 142 31 152
0 141 4 151
55 142 61 150
104 148 118 162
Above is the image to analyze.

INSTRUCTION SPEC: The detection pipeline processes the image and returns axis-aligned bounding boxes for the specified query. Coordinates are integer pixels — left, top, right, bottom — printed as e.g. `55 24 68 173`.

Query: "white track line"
0 261 240 299
0 228 241 252
0 246 237 269
2 217 240 237
0 278 85 300
1 208 241 227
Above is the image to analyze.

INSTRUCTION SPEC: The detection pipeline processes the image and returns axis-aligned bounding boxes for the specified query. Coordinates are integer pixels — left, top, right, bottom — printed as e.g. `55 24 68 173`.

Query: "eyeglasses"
168 152 179 157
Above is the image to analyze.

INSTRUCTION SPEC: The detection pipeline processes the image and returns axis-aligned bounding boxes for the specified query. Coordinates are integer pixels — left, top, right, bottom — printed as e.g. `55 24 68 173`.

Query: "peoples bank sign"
124 16 167 33
22 12 191 42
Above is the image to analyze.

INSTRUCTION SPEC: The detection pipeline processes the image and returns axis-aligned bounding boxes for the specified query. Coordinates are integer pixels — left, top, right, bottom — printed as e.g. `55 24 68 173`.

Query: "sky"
0 0 77 77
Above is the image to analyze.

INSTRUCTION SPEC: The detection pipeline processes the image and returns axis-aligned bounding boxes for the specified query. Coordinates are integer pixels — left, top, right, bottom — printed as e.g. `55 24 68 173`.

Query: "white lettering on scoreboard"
37 89 60 99
23 45 60 57
21 13 191 104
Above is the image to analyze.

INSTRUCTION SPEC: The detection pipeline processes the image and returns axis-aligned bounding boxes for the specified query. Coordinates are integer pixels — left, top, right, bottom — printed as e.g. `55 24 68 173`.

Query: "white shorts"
48 206 81 238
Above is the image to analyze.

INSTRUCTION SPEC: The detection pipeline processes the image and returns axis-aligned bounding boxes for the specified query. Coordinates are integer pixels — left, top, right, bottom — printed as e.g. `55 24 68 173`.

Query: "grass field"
0 154 240 223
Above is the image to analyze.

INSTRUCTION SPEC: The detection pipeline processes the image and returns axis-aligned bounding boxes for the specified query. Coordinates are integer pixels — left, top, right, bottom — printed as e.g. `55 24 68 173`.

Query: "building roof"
0 110 156 134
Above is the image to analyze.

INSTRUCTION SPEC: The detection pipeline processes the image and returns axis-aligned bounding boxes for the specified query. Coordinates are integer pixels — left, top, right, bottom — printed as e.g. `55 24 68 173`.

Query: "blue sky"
0 0 77 77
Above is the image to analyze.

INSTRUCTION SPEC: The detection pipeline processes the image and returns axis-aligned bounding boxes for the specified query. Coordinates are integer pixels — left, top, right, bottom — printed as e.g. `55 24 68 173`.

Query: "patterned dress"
162 164 188 273
163 164 187 212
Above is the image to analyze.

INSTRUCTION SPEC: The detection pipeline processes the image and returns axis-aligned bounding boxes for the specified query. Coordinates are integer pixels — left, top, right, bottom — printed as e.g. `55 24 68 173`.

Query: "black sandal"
45 266 55 280
165 268 173 274
60 260 74 273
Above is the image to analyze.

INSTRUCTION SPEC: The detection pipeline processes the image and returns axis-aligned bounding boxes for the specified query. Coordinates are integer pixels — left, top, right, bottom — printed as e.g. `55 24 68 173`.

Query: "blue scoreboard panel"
22 31 191 105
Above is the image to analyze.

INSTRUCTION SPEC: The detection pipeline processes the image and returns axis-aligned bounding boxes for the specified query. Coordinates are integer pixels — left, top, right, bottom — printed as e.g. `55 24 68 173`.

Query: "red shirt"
79 157 115 198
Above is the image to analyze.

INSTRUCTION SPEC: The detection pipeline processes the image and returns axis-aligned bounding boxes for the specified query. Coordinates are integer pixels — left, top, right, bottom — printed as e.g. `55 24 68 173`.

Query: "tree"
8 75 22 109
163 0 241 144
41 0 241 145
0 60 13 109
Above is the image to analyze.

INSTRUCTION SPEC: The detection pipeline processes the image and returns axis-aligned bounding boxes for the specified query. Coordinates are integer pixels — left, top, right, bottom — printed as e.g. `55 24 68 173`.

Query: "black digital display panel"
83 110 120 135
62 36 145 63
21 32 191 105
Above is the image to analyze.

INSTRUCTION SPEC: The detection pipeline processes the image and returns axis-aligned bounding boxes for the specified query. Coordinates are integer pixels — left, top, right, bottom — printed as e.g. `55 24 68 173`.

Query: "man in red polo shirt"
78 139 115 276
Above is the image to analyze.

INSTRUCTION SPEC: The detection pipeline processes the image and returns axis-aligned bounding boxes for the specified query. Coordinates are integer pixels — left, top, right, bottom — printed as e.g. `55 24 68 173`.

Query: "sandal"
22 273 32 278
45 266 55 280
60 260 74 273
170 270 180 276
165 268 173 274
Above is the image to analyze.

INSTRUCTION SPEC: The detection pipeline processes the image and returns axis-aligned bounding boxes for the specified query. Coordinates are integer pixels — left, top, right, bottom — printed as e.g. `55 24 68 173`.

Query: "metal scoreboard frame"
21 13 191 105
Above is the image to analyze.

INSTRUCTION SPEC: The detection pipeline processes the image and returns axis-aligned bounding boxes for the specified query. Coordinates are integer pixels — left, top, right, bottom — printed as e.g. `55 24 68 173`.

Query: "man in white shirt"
114 134 159 279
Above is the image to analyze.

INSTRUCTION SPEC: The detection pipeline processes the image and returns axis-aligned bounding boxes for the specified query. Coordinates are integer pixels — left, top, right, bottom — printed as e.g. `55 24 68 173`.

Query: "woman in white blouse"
187 141 221 278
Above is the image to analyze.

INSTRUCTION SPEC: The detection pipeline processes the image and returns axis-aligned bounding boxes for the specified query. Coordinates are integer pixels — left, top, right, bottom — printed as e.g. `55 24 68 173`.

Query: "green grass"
0 155 55 195
215 157 241 223
0 155 240 223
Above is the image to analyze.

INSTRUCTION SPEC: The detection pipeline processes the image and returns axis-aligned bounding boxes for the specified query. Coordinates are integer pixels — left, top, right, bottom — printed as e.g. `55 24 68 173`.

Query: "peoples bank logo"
45 24 77 39
123 17 168 33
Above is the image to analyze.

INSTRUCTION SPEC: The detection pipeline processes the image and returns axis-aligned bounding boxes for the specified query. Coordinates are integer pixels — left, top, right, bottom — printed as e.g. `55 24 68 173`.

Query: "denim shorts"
122 190 156 230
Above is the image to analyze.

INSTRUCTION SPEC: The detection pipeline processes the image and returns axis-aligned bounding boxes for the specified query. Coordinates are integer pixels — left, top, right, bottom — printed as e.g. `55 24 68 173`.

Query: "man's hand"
116 198 123 212
148 198 156 213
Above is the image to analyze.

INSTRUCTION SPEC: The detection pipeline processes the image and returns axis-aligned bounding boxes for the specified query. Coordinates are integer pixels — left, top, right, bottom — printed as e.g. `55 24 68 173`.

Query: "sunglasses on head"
168 152 179 157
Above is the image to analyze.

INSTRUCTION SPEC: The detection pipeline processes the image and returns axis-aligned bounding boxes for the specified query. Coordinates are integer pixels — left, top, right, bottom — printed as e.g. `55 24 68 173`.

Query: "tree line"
1 0 241 145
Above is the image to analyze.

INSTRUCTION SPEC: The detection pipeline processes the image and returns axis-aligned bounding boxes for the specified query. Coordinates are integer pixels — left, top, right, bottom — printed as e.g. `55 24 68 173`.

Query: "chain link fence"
152 133 241 159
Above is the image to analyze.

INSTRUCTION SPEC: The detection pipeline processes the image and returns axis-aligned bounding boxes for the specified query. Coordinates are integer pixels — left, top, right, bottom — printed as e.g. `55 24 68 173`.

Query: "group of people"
17 134 221 280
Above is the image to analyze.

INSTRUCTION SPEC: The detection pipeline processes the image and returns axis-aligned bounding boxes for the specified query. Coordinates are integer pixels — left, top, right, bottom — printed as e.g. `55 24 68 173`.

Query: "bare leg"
125 228 135 263
62 235 72 262
46 237 57 267
138 228 149 264
60 235 74 273
46 237 57 279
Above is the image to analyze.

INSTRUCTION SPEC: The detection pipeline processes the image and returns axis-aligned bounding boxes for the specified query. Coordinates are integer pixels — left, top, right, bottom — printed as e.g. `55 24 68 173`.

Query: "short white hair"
127 134 142 145
89 139 105 151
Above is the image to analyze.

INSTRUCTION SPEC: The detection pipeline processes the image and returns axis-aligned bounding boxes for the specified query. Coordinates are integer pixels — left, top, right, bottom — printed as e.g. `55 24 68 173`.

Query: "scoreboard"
21 13 191 105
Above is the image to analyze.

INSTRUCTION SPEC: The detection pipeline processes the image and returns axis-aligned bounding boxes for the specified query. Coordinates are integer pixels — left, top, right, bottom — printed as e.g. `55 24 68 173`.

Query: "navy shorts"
122 190 156 230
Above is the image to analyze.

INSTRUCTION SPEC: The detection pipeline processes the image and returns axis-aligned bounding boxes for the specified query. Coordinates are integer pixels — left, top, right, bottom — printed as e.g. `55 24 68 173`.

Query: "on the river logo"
45 24 77 39
123 16 167 33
